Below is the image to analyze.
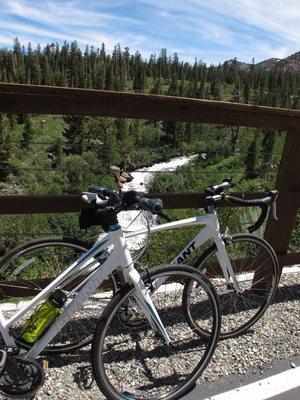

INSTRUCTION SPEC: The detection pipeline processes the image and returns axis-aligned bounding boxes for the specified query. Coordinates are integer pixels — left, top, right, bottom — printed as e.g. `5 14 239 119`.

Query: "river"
118 154 196 248
123 155 197 193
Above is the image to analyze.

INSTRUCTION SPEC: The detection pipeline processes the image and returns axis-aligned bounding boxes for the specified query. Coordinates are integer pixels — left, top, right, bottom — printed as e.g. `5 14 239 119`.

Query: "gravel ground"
2 270 299 400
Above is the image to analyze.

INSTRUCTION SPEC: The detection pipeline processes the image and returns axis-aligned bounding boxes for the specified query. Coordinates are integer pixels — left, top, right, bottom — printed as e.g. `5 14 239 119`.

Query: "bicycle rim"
185 234 279 339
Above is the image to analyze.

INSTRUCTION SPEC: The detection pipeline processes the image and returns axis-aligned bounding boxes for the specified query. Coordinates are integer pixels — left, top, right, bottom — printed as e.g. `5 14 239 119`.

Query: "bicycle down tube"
0 227 171 358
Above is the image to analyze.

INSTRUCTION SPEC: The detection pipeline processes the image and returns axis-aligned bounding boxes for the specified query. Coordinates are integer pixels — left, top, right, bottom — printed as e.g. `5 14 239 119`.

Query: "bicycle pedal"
41 359 49 369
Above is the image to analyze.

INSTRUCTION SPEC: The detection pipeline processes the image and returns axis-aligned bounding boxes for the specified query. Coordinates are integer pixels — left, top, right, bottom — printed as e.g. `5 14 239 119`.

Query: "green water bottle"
21 289 67 344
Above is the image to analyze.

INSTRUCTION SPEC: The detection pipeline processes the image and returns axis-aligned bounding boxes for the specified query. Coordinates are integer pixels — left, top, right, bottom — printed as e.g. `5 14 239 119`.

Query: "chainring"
0 356 45 398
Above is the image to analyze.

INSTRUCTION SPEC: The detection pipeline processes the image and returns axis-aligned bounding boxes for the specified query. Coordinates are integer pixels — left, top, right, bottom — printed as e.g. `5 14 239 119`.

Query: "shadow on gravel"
273 283 300 303
40 284 299 371
47 348 90 368
217 282 300 318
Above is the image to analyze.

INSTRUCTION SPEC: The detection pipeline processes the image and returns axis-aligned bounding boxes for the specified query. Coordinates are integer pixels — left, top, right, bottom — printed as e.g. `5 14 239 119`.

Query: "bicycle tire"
0 236 116 354
183 234 279 339
92 265 221 400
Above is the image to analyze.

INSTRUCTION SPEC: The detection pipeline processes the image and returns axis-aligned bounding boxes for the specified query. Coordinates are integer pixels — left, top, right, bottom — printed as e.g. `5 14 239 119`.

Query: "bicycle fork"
214 232 242 293
125 265 172 346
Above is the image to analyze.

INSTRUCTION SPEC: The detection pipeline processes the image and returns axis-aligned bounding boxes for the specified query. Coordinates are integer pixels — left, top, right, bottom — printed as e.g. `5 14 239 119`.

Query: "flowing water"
119 155 197 249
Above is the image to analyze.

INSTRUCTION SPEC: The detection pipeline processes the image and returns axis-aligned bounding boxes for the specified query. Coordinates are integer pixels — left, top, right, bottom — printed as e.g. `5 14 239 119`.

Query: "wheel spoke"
94 266 220 400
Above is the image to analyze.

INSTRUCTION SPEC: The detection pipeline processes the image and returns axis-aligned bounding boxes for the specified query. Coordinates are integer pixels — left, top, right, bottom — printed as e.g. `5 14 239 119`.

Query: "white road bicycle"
0 180 279 355
0 210 154 354
0 189 221 400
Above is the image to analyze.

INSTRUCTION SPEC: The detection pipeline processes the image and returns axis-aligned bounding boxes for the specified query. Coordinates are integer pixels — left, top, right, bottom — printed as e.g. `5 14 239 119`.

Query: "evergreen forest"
0 39 300 253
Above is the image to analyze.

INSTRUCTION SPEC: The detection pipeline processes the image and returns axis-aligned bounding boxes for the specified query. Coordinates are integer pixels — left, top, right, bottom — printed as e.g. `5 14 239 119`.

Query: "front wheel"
92 265 221 400
183 234 279 339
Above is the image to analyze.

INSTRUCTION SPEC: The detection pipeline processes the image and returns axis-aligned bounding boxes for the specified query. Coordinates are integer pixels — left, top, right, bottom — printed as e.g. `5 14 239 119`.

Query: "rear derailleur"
0 349 44 398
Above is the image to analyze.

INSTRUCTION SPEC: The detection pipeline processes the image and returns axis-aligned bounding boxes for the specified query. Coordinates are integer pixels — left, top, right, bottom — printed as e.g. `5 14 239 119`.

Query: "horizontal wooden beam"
0 191 298 214
277 252 300 267
0 83 299 130
0 195 81 214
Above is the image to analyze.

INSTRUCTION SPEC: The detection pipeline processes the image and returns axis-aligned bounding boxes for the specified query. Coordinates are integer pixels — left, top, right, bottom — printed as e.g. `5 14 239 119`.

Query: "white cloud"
0 0 147 51
0 0 298 63
137 0 300 61
3 0 140 27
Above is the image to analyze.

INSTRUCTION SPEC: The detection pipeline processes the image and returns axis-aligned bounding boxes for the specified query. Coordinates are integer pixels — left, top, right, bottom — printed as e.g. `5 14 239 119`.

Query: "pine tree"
184 123 194 143
243 80 250 104
152 76 162 94
63 115 85 155
245 132 258 179
133 52 146 93
1 66 7 82
261 129 275 166
231 81 241 103
168 73 178 96
97 118 121 168
48 138 64 169
7 114 16 130
105 64 113 90
0 115 11 182
210 79 221 100
162 120 176 147
26 42 33 83
21 114 33 149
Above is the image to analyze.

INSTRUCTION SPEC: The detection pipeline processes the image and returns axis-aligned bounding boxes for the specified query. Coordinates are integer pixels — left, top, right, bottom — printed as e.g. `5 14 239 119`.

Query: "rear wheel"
92 265 221 400
0 237 116 353
183 234 279 339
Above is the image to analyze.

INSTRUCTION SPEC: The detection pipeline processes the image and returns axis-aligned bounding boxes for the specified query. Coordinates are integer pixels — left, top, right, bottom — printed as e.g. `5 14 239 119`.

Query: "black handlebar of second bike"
204 178 278 233
224 190 278 233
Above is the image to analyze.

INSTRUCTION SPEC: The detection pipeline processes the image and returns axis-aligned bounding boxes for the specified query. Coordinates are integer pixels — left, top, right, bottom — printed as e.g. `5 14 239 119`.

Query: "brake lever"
271 195 278 220
82 192 107 206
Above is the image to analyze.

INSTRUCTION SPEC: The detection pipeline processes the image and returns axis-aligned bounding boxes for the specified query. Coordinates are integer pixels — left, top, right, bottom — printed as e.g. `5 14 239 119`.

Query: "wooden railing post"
264 128 300 270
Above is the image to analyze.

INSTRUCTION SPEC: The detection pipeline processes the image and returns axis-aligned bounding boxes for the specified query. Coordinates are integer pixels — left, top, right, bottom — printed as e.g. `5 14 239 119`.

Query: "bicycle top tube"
124 214 219 239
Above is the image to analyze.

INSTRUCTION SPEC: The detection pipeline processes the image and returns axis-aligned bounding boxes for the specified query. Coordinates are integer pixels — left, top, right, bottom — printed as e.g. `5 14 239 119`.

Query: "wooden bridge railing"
0 83 300 273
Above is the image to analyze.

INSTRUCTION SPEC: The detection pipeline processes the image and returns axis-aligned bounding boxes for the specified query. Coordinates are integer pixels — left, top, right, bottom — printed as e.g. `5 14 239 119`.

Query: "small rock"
291 362 296 368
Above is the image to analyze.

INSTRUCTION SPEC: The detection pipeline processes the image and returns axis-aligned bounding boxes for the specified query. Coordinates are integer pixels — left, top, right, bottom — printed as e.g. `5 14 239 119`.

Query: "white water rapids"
119 155 197 249
123 155 197 193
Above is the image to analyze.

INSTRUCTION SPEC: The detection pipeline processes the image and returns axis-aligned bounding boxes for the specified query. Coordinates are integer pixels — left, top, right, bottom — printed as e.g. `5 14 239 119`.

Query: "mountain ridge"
224 51 300 71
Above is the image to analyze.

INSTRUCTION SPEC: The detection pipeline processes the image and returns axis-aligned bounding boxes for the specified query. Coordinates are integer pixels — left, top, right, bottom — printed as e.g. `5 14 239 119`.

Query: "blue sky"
0 0 299 64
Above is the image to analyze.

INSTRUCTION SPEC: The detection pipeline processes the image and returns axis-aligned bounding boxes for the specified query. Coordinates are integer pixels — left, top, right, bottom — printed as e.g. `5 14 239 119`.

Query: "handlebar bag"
79 206 117 232
79 207 98 229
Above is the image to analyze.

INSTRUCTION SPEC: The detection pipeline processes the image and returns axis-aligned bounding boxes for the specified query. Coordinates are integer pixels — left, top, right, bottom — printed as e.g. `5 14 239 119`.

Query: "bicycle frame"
126 212 239 287
0 210 235 358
